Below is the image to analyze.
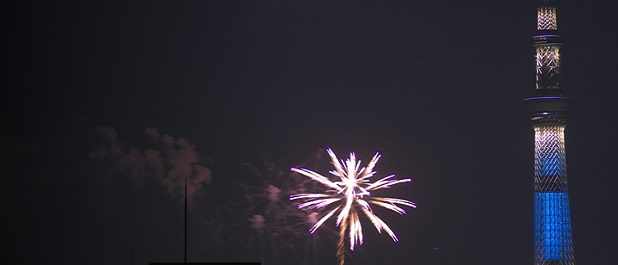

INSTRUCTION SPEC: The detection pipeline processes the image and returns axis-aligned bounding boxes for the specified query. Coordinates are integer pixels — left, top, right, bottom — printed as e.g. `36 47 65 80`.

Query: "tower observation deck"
524 1 575 265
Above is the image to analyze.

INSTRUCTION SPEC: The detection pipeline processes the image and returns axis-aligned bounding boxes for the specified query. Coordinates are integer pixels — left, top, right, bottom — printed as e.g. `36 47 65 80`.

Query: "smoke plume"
89 126 212 203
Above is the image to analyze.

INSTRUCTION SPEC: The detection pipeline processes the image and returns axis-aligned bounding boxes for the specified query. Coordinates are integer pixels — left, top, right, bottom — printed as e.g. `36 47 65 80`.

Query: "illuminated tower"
524 1 575 264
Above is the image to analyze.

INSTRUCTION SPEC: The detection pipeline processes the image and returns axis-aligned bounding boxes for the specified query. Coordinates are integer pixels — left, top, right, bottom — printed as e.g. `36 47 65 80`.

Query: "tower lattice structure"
524 1 575 265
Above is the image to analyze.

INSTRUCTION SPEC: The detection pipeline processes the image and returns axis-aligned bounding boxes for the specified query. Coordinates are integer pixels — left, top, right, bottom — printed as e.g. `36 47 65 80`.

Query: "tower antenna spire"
525 1 576 264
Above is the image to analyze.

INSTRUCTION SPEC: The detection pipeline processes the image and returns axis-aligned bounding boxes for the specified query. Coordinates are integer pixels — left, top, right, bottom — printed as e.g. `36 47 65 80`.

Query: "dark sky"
3 0 617 264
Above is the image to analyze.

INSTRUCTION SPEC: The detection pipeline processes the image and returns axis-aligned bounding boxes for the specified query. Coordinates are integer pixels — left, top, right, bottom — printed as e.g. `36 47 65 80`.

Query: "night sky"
3 1 617 265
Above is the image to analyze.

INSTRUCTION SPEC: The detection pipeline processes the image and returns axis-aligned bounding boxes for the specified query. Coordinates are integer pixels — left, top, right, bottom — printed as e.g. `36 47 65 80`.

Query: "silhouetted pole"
185 175 187 263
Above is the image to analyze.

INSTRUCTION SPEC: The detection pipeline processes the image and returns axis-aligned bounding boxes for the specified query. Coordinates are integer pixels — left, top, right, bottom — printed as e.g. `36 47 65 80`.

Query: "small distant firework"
290 148 415 265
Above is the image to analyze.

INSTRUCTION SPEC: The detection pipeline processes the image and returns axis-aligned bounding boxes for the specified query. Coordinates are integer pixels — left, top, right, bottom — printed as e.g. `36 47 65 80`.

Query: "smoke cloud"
89 126 212 203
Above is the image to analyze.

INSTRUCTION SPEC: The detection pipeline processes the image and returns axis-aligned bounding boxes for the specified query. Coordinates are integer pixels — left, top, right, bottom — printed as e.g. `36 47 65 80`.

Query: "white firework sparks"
290 148 415 260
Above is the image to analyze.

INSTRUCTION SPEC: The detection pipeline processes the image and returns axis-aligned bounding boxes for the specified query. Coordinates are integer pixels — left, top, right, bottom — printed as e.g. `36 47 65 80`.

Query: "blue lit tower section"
524 1 575 265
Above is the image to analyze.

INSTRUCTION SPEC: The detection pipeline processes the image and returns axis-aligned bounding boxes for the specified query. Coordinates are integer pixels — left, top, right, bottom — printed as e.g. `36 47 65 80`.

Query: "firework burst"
226 150 337 264
290 148 415 265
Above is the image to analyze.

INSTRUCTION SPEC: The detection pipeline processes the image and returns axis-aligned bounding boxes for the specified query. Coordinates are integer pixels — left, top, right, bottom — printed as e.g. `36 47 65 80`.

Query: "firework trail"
290 148 415 265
